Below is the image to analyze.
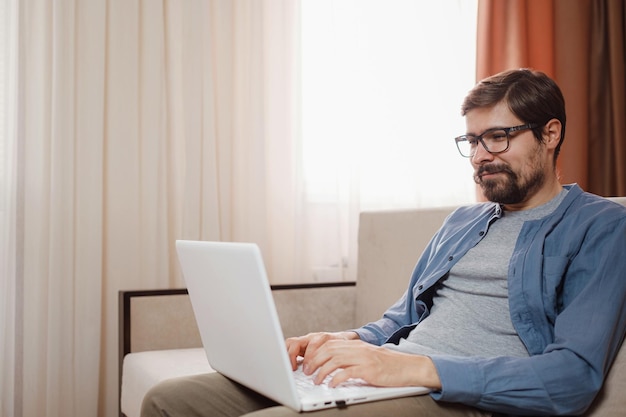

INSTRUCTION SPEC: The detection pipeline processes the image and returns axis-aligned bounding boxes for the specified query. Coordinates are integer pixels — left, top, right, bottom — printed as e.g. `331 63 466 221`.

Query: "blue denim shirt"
355 184 626 416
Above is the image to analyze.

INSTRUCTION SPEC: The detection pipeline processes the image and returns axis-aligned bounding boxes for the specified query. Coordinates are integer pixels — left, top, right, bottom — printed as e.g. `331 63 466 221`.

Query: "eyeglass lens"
457 129 509 157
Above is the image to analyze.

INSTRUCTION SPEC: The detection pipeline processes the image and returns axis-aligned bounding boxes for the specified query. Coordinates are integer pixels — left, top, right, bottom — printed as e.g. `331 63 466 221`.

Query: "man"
142 69 626 416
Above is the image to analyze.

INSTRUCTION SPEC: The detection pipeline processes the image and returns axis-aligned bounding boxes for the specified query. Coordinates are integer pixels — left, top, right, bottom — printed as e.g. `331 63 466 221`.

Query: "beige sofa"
119 197 626 417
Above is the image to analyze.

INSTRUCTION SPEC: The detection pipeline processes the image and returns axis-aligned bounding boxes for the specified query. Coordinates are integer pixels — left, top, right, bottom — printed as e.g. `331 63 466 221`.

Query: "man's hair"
461 68 567 162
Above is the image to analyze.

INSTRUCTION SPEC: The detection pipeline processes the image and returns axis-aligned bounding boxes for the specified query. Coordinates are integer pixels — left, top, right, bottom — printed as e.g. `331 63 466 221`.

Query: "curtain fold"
19 1 106 415
588 0 626 196
553 0 592 191
477 0 626 197
476 0 554 79
0 1 19 416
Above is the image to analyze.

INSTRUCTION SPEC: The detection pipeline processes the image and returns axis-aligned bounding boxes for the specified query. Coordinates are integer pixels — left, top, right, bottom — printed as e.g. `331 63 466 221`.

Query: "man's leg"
244 396 493 417
140 372 278 417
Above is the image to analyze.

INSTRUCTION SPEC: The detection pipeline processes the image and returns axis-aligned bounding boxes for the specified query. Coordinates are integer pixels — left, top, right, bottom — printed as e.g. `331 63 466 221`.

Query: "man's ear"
543 118 562 150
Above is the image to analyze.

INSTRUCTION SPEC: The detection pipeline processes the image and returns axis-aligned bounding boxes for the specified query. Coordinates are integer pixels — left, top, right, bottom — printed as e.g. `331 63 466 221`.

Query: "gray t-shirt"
385 190 567 358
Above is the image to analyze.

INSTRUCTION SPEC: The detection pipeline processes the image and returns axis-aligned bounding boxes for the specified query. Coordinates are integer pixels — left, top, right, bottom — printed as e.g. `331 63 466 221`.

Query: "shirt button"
448 256 453 261
418 285 423 290
479 231 485 236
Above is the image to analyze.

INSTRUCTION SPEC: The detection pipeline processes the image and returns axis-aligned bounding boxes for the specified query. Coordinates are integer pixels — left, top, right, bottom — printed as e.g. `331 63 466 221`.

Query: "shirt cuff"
428 355 484 404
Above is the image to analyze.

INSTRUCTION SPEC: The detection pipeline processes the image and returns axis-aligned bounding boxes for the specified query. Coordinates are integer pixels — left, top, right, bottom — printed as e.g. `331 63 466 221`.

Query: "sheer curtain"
300 0 478 282
3 1 299 416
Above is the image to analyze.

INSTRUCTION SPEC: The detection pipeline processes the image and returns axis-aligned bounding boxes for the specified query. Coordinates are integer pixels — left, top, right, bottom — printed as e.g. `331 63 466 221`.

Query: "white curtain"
0 0 476 416
3 0 299 416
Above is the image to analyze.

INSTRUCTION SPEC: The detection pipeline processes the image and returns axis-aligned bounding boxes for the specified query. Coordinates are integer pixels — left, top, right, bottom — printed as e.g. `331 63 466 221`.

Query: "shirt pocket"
542 255 570 323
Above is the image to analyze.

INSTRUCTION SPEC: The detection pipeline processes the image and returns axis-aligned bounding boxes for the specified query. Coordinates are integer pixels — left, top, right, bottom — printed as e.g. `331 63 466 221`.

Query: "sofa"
119 197 626 417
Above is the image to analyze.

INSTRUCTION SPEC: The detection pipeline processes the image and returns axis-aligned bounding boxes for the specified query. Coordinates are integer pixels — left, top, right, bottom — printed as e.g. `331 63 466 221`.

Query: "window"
301 0 478 208
300 0 478 281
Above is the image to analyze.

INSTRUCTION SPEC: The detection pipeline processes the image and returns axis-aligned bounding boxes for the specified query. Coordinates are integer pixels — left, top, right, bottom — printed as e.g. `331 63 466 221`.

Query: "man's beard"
474 162 545 205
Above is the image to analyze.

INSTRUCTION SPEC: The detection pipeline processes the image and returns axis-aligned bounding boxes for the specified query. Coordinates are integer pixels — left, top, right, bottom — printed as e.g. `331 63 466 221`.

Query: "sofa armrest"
118 282 357 415
119 289 201 358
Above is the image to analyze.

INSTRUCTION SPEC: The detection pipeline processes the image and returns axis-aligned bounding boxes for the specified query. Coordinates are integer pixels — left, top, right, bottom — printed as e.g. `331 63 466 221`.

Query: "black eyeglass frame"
454 123 539 158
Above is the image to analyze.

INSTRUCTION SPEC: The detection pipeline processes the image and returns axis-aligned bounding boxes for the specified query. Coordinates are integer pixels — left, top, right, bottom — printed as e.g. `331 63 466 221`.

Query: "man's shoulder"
566 189 626 218
556 189 626 239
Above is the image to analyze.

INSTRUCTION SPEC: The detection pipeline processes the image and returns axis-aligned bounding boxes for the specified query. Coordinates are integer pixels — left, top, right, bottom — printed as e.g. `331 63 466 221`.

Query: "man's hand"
285 333 441 390
285 331 359 371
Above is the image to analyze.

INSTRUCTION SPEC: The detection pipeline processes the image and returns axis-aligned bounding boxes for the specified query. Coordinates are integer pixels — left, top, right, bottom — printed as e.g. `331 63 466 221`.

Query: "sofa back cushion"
356 206 456 325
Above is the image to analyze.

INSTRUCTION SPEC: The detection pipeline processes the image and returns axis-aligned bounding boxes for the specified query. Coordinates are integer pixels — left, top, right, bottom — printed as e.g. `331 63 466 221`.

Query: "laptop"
176 240 430 412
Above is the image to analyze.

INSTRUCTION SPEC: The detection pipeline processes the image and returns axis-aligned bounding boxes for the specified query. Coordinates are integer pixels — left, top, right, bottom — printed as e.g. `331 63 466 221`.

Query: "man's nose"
471 142 494 164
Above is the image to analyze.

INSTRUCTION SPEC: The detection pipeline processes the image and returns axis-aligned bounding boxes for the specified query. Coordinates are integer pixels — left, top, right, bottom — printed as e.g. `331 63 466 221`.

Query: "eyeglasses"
454 123 539 158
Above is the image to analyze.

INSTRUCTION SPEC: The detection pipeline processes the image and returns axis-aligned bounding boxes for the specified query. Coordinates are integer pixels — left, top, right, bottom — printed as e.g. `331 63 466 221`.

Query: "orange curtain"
587 0 626 196
476 0 626 197
476 0 555 79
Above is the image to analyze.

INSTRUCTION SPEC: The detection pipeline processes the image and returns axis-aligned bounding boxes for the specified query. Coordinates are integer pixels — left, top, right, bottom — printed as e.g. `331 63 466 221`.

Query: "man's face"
465 102 551 207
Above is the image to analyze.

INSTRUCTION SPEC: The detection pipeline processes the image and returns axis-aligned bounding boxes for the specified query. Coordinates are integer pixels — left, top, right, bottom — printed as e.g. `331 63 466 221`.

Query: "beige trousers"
140 373 493 417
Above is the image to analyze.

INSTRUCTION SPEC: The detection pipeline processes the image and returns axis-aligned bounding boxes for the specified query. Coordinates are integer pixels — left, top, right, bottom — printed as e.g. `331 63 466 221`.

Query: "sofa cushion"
121 348 213 417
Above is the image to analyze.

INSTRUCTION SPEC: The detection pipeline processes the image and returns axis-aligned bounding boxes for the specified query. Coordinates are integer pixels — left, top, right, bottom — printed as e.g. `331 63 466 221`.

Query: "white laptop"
176 240 430 412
